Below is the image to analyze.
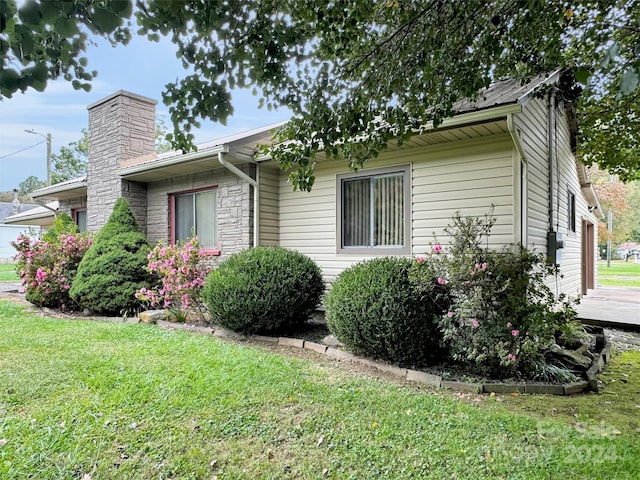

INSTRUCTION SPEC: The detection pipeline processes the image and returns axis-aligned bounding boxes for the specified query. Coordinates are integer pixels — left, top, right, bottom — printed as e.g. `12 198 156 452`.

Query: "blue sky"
0 33 291 192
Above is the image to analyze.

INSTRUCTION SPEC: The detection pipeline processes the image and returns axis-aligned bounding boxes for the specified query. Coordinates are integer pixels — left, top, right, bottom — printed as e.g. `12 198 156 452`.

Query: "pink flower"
432 244 442 253
472 319 479 327
511 329 520 337
506 322 512 328
416 256 425 263
447 311 454 318
481 262 487 270
475 263 481 270
437 277 446 285
507 353 516 362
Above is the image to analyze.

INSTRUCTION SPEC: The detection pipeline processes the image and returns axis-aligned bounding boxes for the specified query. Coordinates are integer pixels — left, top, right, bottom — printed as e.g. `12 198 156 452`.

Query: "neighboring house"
2 201 58 231
30 70 601 300
0 199 50 260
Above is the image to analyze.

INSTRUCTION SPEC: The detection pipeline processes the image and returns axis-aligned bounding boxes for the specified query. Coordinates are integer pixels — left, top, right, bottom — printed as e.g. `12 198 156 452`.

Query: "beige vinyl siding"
278 132 515 285
515 97 550 253
145 167 252 257
258 163 280 246
516 95 594 299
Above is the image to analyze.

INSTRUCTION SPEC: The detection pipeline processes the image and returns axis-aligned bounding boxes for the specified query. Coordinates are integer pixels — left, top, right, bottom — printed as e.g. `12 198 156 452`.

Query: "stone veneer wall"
86 91 156 233
57 197 87 218
146 166 254 257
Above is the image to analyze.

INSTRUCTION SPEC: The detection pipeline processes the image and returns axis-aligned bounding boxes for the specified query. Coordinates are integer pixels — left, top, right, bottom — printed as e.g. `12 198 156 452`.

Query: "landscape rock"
549 344 592 370
321 334 342 347
139 310 167 324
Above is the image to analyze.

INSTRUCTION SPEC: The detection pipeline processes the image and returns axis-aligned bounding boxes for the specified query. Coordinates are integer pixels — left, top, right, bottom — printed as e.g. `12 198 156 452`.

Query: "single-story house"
2 201 58 230
30 70 601 299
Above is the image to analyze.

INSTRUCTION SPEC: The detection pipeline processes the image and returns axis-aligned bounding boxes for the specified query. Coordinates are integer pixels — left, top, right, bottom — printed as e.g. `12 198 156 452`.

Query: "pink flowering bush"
136 237 211 322
12 232 92 310
410 212 580 380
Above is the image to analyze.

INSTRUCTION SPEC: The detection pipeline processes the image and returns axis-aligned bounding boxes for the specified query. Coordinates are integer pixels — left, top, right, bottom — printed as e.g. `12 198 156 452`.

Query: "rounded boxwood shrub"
325 257 446 368
203 246 324 334
70 198 155 315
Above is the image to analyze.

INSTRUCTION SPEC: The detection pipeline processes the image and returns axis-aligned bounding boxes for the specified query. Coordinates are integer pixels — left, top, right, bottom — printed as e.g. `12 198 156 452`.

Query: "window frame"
336 164 411 255
169 186 220 255
568 190 576 233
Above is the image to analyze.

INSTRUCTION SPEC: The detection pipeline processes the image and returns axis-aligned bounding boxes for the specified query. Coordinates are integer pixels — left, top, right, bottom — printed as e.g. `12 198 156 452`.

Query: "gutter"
120 145 228 177
256 104 524 162
218 151 259 248
507 113 527 246
30 198 58 217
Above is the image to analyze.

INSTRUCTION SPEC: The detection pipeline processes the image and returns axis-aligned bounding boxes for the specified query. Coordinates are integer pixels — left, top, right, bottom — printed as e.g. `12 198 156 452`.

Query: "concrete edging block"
325 347 357 362
483 383 526 394
278 337 305 348
441 380 482 393
406 370 442 388
304 341 328 354
564 381 590 395
524 384 565 395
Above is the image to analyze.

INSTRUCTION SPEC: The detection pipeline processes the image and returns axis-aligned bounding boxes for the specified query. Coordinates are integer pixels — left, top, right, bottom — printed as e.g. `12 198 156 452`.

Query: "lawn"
0 264 18 283
1 301 639 479
598 260 640 287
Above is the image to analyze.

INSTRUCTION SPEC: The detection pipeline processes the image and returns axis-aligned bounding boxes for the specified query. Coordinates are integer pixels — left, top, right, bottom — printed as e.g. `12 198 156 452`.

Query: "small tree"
70 198 155 315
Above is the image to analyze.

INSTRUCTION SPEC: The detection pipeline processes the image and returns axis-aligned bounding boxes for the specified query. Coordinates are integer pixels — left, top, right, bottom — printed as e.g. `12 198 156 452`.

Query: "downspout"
547 88 557 231
507 113 526 246
30 197 58 217
217 151 259 248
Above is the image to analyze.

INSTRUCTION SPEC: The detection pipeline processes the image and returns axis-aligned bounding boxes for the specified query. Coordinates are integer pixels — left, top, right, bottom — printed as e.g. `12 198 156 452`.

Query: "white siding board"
278 133 516 285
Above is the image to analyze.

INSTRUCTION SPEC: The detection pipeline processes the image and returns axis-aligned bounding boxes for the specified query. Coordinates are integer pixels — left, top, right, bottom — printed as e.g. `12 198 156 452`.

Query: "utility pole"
46 132 51 185
607 209 613 268
25 129 52 185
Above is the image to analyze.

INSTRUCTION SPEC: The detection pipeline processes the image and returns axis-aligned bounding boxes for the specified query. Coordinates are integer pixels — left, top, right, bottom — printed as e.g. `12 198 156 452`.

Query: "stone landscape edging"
199 324 611 396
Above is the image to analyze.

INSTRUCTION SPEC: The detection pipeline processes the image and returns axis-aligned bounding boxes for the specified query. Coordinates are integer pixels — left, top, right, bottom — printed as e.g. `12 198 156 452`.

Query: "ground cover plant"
0 301 638 479
598 261 640 287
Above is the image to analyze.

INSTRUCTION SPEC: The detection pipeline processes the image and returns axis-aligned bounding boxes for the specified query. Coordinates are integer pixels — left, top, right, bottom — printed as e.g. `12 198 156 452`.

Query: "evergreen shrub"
325 257 446 367
203 246 324 334
70 198 155 315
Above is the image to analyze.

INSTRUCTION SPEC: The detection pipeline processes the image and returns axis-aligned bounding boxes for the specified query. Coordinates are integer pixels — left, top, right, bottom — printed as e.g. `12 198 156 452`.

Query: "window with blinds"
338 166 409 253
171 188 217 249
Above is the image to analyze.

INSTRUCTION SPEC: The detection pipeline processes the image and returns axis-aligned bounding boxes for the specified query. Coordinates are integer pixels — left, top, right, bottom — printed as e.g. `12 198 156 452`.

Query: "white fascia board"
119 145 229 178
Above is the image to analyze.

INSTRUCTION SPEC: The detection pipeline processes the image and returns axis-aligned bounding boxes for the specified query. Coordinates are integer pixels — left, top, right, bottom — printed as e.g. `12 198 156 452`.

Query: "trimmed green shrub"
70 198 155 315
325 257 446 368
203 246 324 334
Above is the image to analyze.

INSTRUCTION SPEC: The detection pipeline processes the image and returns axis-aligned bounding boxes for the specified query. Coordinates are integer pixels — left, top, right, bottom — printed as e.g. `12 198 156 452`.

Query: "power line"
0 141 45 160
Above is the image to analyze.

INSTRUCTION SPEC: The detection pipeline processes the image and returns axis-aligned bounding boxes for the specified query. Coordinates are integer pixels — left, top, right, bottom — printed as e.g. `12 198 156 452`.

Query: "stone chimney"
86 91 156 233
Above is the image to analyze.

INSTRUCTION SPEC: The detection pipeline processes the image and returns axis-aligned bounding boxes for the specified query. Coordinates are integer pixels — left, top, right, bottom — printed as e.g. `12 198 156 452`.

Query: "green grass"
1 300 639 479
598 261 640 287
0 264 18 282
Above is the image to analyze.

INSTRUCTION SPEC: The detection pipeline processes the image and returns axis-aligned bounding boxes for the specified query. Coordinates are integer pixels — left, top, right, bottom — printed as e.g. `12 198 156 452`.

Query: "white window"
171 188 217 250
337 165 410 254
